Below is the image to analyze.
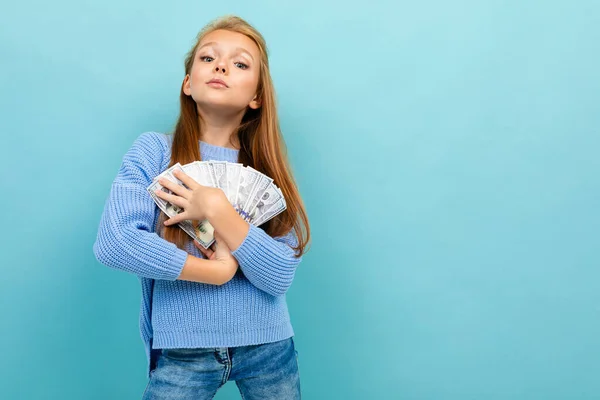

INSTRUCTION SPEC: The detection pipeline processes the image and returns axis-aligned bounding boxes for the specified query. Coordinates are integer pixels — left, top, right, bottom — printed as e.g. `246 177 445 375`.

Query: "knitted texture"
93 132 302 378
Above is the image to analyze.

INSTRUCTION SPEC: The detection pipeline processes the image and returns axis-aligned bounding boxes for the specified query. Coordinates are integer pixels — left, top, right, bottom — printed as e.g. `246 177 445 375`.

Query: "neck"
197 106 244 150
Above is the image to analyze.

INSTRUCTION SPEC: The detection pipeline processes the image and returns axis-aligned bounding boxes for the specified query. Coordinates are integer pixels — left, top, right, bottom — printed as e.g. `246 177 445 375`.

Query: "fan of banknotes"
146 161 286 249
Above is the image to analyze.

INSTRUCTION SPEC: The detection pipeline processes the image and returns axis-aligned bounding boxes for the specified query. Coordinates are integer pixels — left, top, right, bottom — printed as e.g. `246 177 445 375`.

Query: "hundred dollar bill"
249 183 284 224
181 163 202 186
182 220 215 249
234 167 261 218
253 198 286 227
245 174 274 215
191 220 216 249
211 161 228 193
225 163 242 203
206 161 218 188
193 161 215 186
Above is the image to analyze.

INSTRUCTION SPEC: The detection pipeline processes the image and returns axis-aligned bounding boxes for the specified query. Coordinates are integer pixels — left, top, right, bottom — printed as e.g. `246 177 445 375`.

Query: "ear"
248 94 261 110
183 74 192 96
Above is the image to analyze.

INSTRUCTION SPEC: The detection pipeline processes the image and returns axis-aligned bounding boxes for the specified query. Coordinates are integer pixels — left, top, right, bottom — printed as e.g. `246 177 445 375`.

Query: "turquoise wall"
1 0 598 398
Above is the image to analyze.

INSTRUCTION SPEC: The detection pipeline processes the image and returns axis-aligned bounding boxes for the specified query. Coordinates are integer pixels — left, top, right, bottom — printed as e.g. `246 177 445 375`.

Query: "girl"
93 15 310 399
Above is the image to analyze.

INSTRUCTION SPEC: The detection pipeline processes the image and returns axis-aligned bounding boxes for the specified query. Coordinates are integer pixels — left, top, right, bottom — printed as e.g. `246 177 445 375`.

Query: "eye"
200 56 214 62
234 62 248 70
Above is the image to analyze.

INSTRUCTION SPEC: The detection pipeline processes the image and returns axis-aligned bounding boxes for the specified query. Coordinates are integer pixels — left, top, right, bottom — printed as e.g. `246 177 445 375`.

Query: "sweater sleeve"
231 223 303 296
92 132 188 280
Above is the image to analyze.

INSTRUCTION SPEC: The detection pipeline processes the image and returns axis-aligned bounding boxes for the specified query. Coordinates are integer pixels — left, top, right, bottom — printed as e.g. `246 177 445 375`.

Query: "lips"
206 78 228 88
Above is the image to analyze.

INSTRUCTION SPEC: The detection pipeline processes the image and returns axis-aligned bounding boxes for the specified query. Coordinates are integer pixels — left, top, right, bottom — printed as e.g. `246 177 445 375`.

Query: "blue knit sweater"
92 132 302 378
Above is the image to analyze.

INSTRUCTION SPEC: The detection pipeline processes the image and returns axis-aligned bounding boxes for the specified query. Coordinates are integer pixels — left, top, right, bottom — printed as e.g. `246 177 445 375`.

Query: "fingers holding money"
156 177 190 200
155 170 219 226
194 239 216 260
162 210 191 226
154 189 187 211
153 179 193 225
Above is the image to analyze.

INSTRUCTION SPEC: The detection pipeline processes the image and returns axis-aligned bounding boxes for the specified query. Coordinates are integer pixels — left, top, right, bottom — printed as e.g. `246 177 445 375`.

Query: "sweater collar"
199 140 240 162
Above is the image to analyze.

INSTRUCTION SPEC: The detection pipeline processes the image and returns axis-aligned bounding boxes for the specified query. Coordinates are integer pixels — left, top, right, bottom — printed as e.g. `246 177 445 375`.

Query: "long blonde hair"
157 15 310 258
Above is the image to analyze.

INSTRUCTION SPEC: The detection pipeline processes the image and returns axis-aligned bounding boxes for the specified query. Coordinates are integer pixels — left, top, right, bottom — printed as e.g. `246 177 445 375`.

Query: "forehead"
198 29 260 57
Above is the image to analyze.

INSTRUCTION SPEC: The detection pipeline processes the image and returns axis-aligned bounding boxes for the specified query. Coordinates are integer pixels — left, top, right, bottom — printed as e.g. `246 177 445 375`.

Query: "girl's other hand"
194 239 216 260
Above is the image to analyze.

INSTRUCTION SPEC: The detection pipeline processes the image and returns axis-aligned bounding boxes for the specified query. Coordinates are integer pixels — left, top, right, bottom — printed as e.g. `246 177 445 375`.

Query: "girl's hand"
155 169 224 226
194 239 217 260
194 231 239 284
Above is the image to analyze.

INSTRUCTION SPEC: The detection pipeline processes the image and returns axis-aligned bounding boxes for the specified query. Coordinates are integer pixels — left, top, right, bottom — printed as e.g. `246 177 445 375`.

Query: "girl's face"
183 29 261 114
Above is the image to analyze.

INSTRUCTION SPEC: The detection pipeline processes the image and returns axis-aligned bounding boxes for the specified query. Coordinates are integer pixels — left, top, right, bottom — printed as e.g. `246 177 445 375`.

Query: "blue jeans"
142 336 301 399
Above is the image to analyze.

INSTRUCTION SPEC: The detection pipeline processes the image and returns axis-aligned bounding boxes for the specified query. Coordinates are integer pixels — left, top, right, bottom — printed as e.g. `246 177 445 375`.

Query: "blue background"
1 0 599 399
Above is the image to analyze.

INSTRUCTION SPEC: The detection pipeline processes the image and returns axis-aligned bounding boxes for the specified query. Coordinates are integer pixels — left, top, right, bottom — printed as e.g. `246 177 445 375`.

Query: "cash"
146 161 287 249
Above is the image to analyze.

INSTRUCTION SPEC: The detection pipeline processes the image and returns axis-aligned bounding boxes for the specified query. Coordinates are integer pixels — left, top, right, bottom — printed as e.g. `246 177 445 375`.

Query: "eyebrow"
198 42 255 61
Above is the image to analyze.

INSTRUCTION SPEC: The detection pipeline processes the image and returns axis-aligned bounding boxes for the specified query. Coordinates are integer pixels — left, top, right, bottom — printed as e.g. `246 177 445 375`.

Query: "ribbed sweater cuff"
165 248 188 280
231 223 263 262
230 223 297 297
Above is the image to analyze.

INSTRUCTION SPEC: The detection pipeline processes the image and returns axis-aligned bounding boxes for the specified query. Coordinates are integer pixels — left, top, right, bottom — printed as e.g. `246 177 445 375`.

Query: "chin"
195 97 246 114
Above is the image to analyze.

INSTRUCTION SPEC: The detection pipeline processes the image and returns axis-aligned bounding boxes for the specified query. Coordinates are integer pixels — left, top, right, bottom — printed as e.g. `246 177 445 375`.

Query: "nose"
214 63 226 74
